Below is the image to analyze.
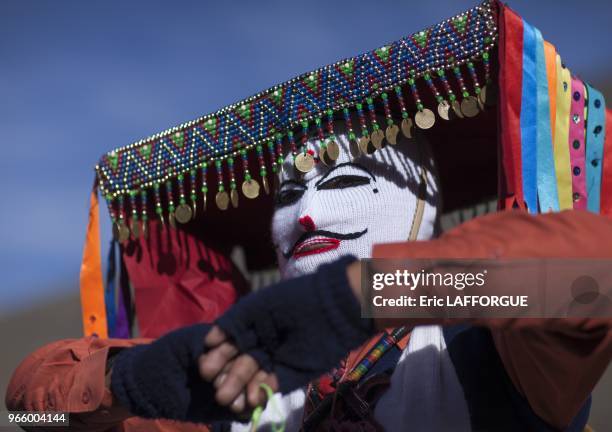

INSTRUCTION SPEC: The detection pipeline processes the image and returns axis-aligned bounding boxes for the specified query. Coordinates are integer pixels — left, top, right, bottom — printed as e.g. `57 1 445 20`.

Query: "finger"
246 370 271 408
199 342 238 381
213 361 234 389
216 354 260 406
230 392 246 414
204 326 227 347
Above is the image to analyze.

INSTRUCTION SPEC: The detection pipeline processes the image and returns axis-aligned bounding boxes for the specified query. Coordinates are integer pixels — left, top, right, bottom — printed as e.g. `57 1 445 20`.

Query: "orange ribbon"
79 180 108 338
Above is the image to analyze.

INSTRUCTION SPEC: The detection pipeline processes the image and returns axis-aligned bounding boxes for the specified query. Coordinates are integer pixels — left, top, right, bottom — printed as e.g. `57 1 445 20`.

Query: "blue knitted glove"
110 323 235 423
215 255 374 394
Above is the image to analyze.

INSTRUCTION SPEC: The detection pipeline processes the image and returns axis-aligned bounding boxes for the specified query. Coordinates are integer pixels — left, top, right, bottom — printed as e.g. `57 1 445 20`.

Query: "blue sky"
1 0 611 314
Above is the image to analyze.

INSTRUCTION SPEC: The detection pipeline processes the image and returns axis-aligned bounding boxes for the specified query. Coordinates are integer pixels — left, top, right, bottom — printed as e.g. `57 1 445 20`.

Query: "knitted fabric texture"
215 255 374 393
272 124 440 279
110 323 234 423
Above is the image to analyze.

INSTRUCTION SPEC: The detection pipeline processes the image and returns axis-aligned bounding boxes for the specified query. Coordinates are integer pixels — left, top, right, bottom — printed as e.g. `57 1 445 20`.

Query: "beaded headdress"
81 0 611 338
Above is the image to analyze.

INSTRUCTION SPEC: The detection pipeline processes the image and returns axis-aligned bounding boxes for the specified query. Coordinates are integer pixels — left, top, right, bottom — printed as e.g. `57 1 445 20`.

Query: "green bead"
462 90 469 98
190 194 197 201
402 111 409 119
168 205 175 212
449 94 456 101
386 118 394 126
408 78 415 85
218 185 225 192
424 72 431 80
177 174 184 181
437 69 444 77
436 95 443 102
416 102 424 111
372 124 380 131
356 103 363 110
230 181 236 189
179 197 186 205
260 168 266 176
245 173 252 181
483 51 490 59
475 87 481 95
256 144 262 152
155 207 162 215
366 97 373 104
349 132 356 140
327 109 334 116
381 93 388 100
315 117 321 125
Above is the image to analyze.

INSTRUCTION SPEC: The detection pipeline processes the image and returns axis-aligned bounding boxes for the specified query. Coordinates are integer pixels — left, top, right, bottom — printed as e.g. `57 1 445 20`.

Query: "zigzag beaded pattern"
97 1 496 199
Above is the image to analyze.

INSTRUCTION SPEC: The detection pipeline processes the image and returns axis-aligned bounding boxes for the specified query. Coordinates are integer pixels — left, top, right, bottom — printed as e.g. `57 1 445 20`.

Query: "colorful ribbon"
552 55 573 210
79 183 108 338
585 84 606 213
534 29 559 212
520 21 538 213
568 78 588 210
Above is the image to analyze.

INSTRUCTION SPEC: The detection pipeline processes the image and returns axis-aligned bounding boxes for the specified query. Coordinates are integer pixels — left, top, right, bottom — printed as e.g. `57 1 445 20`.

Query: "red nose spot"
298 215 316 231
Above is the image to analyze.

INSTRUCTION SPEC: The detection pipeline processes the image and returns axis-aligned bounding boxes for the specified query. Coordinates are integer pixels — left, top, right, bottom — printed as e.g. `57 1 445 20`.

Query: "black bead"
573 140 580 149
573 166 581 176
573 91 580 101
595 99 601 108
573 192 580 202
594 125 602 135
592 159 599 167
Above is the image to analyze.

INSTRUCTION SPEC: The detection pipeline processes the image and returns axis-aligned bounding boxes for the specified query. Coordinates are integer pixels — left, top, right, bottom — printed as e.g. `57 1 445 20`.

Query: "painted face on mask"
271 127 441 279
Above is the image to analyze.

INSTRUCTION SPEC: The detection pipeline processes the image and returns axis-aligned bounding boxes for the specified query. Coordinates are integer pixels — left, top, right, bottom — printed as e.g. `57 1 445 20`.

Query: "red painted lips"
293 237 340 258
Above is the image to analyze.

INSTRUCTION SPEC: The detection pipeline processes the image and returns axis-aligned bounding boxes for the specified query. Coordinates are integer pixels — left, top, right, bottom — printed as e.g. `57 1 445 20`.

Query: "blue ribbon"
533 27 559 212
520 21 538 213
585 84 606 213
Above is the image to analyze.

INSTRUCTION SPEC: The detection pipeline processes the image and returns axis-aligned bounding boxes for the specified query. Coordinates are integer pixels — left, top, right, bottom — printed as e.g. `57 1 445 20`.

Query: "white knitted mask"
271 127 441 279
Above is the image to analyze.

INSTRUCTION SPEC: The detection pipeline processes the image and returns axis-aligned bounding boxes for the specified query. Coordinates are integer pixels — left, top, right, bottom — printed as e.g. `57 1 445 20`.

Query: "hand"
110 323 238 423
199 326 279 413
201 256 373 398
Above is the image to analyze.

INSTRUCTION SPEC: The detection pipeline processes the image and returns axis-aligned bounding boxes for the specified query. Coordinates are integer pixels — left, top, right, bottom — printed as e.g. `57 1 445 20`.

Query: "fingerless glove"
110 323 234 423
215 255 374 393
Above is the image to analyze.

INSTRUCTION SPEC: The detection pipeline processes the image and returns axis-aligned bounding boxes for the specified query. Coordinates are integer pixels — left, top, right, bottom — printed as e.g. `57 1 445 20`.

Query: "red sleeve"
372 209 612 429
5 336 151 431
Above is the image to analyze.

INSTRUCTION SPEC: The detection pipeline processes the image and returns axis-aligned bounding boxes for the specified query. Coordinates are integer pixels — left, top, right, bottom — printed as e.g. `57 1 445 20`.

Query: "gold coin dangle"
437 101 452 121
401 117 414 138
460 96 480 118
294 152 315 173
371 129 385 149
385 123 399 145
174 203 193 224
215 191 229 210
415 108 436 130
242 179 260 199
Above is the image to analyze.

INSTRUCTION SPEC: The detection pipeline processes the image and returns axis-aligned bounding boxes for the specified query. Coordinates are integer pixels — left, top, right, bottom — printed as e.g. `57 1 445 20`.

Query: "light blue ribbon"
520 21 538 213
585 84 606 213
533 27 559 212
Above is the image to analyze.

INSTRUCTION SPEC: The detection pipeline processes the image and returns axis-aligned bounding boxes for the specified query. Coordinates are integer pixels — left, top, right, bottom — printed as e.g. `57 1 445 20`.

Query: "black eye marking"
314 162 376 188
317 174 371 190
275 180 306 208
373 188 379 193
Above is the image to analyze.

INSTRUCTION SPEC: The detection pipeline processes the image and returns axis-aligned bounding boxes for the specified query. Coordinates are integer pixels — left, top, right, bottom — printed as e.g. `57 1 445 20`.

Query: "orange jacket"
6 210 612 430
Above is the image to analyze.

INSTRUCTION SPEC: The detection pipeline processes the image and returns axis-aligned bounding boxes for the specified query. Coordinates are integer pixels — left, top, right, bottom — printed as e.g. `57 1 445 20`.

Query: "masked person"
6 0 612 431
